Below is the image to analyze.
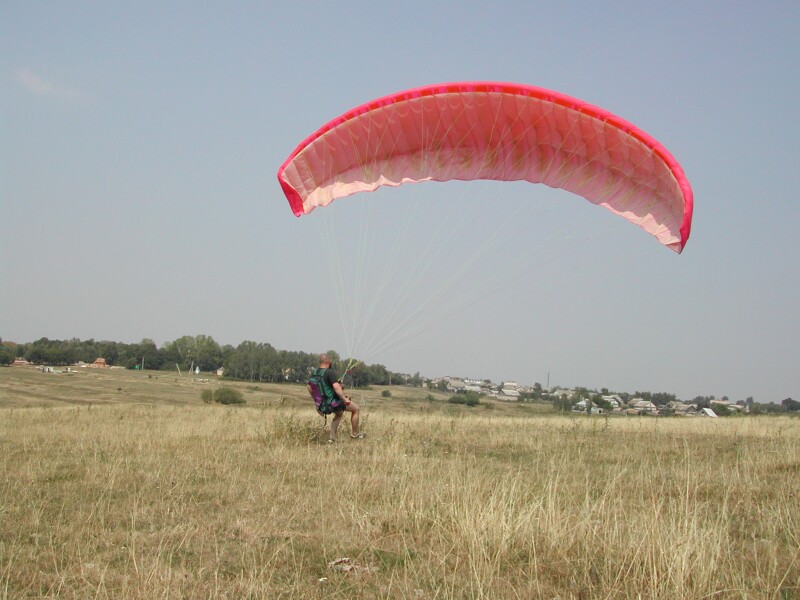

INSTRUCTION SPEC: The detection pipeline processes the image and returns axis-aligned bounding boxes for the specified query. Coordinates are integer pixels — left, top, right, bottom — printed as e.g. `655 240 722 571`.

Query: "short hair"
319 354 332 366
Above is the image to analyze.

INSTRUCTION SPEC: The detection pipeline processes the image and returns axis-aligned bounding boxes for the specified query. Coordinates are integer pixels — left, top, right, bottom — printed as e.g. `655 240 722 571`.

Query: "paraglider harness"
308 368 345 417
307 359 360 421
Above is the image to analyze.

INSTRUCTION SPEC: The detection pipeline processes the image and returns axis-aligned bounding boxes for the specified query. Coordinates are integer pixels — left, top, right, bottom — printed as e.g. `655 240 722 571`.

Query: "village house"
498 388 520 400
446 378 466 393
547 388 576 400
497 380 521 400
574 399 604 414
667 400 698 415
710 399 743 412
629 398 658 414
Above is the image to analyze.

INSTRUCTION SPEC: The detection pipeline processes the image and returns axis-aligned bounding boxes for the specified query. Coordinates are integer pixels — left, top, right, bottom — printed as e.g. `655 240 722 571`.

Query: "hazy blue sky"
3 1 798 402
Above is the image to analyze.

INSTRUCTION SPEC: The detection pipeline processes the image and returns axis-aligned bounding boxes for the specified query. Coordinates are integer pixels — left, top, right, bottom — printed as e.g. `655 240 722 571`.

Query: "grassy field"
1 366 798 599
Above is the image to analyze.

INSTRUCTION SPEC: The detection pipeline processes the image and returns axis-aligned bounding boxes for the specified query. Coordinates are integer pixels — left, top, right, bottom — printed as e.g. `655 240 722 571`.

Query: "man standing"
308 354 365 442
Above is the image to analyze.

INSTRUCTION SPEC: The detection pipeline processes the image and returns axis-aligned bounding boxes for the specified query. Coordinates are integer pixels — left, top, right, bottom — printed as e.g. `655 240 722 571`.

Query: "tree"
162 335 223 372
25 337 75 365
651 392 677 406
95 340 120 365
259 348 284 382
193 335 223 371
753 401 785 414
712 403 732 417
554 394 572 413
693 396 712 409
280 350 316 383
367 364 391 386
224 341 275 381
593 394 611 410
324 350 341 370
347 365 370 388
782 398 800 412
159 338 183 370
136 338 162 370
0 344 14 365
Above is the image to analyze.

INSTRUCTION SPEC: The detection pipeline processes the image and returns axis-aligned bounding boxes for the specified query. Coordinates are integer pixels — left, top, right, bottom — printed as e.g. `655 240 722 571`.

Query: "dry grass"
1 367 798 598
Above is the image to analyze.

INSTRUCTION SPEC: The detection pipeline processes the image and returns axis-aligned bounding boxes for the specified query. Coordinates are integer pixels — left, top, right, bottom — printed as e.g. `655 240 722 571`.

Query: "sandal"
350 432 366 439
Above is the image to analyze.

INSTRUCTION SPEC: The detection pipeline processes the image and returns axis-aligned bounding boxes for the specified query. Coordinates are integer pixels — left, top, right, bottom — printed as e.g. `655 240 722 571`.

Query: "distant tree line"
0 336 424 388
1 337 795 409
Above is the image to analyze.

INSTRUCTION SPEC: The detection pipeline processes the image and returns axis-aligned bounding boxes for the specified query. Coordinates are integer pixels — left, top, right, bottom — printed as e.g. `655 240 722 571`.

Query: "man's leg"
329 411 344 441
344 402 361 436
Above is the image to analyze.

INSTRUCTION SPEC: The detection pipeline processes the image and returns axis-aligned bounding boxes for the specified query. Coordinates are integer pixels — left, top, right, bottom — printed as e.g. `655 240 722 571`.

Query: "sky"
2 1 798 403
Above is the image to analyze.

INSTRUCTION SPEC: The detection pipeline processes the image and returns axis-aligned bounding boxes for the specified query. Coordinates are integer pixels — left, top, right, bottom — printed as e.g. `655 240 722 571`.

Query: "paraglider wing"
277 82 693 253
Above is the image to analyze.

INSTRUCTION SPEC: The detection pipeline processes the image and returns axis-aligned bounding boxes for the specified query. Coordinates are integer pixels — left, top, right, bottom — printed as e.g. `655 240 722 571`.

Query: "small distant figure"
307 354 364 442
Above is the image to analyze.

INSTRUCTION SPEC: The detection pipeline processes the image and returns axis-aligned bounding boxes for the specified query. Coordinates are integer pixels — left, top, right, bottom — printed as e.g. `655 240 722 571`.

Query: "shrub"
711 403 731 417
448 392 481 407
214 387 245 405
381 390 392 398
464 392 481 407
200 389 213 403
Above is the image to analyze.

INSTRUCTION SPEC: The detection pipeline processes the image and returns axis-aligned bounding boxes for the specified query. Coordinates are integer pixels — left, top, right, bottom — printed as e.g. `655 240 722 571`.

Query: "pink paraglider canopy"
278 82 693 253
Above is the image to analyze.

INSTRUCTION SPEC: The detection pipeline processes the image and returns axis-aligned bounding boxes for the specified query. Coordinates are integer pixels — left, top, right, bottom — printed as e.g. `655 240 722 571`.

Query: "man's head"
319 354 332 368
